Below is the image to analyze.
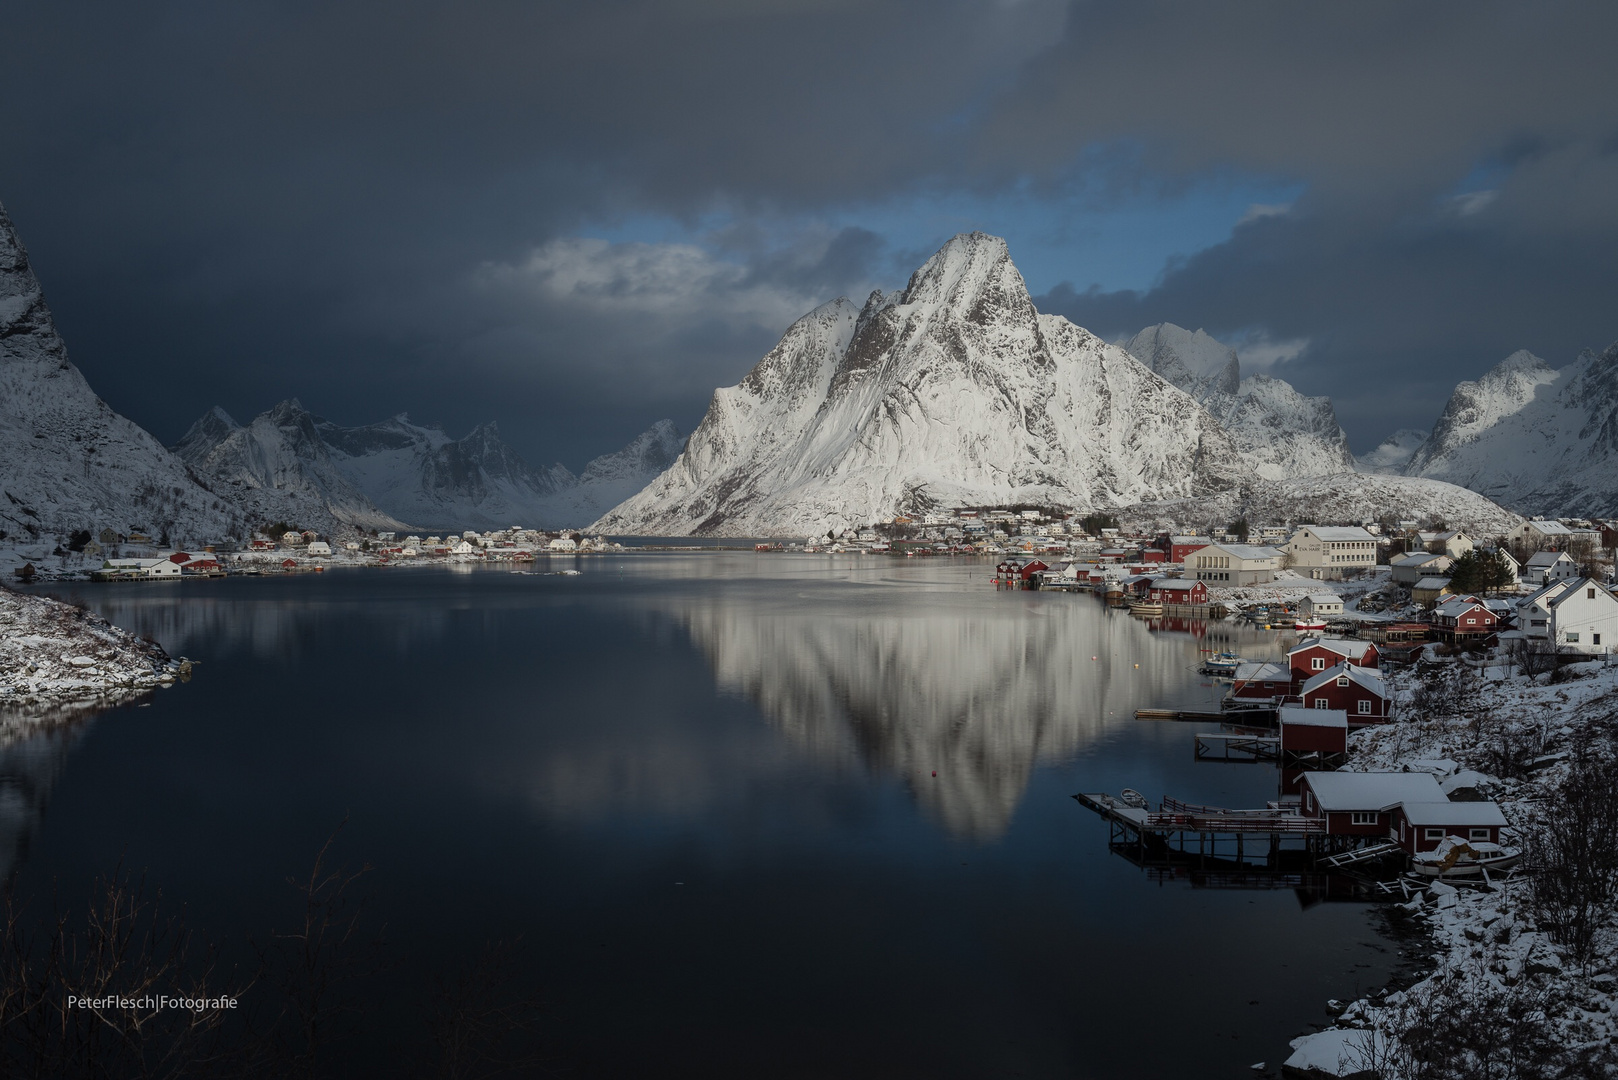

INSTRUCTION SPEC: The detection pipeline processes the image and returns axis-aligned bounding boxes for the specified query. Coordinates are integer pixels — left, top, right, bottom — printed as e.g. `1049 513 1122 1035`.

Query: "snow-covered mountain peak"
1405 349 1559 475
1124 323 1241 401
594 236 1242 536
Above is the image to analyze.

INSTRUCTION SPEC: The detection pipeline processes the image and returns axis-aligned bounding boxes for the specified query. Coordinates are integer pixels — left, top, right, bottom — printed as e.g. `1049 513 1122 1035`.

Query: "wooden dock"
1073 791 1328 865
1193 732 1281 763
1134 708 1226 722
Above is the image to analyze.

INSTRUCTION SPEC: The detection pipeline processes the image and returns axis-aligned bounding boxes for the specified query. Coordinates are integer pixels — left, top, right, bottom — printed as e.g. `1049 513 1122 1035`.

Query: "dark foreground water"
9 557 1397 1077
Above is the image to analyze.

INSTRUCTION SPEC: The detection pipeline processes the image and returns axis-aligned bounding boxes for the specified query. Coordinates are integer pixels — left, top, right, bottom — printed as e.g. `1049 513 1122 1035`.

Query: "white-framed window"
1425 828 1445 841
1351 812 1378 825
1358 700 1372 715
1337 676 1350 686
1312 657 1325 670
1314 698 1329 709
1469 828 1491 841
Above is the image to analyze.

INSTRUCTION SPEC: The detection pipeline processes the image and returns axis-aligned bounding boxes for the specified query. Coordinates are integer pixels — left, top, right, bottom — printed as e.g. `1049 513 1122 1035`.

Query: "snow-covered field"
1284 655 1618 1078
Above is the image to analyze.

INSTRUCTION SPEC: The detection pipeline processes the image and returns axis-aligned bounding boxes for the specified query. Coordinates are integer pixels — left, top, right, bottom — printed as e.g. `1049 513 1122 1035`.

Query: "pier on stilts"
1072 792 1329 867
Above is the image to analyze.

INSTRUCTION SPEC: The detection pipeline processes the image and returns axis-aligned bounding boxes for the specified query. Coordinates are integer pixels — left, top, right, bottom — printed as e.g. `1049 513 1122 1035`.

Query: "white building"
1187 543 1283 585
99 557 181 579
1521 578 1618 655
306 541 332 556
548 537 578 552
1509 519 1577 550
1522 550 1578 587
1285 526 1378 580
1390 551 1451 585
1300 593 1344 620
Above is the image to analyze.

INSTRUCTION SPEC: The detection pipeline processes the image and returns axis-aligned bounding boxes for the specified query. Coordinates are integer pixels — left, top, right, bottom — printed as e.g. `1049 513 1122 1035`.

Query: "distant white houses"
94 557 182 580
1418 530 1474 558
1285 526 1378 580
1186 543 1283 585
548 537 578 552
306 541 332 556
1509 519 1577 550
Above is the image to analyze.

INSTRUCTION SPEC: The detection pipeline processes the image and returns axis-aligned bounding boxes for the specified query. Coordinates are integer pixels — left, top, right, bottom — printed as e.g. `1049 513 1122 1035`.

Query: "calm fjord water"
10 557 1396 1077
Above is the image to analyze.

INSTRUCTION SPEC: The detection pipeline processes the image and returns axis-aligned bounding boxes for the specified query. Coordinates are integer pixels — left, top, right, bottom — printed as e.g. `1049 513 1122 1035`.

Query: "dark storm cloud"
2 1 1616 462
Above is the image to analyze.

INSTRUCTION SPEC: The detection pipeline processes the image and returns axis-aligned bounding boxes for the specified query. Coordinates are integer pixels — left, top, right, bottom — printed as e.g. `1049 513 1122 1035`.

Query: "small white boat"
1294 618 1327 631
1410 838 1522 878
1129 600 1164 615
1201 652 1242 676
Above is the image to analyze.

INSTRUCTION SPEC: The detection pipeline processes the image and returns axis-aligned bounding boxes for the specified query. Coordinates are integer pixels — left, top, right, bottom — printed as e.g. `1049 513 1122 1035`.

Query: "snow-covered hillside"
594 234 1241 536
176 403 683 531
1132 473 1522 537
1357 428 1427 474
1123 323 1357 481
1403 346 1618 516
0 201 243 547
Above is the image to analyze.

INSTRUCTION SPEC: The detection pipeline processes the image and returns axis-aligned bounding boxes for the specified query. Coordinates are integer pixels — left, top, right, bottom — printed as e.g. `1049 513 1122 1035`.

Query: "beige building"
1187 543 1284 586
1286 526 1378 580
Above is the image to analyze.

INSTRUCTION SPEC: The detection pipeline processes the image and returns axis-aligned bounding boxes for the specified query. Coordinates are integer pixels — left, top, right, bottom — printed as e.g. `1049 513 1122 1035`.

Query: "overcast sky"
3 1 1615 465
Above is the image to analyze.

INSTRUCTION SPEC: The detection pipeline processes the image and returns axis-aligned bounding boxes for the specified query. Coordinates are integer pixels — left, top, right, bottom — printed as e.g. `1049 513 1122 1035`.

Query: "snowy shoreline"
1282 655 1618 1078
0 584 190 722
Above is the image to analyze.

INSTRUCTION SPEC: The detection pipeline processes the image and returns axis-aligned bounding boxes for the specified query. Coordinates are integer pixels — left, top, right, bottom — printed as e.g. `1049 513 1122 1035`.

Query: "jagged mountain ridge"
0 201 243 545
176 402 683 530
171 401 409 533
594 234 1244 536
1123 323 1357 482
1402 345 1618 516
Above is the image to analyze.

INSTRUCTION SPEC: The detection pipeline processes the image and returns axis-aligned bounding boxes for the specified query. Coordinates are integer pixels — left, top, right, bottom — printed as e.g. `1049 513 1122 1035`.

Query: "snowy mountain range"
1122 324 1358 481
0 201 243 546
595 234 1244 536
174 401 683 531
1396 346 1618 516
594 234 1521 536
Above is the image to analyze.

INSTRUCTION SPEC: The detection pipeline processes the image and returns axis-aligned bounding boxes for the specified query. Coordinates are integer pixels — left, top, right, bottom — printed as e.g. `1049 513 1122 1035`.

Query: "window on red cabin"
1469 828 1491 841
1358 700 1372 714
1425 828 1445 841
1311 657 1324 670
1337 676 1349 686
1314 698 1329 709
1350 812 1377 825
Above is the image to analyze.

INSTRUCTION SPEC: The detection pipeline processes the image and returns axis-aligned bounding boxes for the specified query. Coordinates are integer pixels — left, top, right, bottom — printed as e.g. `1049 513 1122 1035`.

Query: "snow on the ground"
1295 655 1618 1078
0 584 187 717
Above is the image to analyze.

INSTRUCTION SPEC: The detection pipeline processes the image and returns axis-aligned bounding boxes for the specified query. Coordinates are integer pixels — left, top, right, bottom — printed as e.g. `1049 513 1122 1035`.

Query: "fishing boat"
1294 616 1327 631
1410 838 1522 879
1129 599 1164 616
1200 652 1242 677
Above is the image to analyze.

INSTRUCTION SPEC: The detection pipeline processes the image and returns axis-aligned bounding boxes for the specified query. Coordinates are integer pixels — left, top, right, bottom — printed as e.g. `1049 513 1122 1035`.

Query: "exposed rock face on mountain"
0 201 242 545
1357 429 1428 474
1123 323 1357 482
176 403 683 531
1403 346 1618 516
172 401 408 533
594 234 1240 536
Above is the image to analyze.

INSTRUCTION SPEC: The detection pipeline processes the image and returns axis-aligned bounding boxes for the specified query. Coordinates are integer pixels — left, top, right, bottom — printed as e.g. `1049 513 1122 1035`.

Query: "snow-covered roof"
1234 661 1289 681
1204 543 1282 560
1525 550 1572 567
1279 706 1348 729
1413 576 1453 590
1439 770 1493 796
1169 535 1212 544
1305 593 1342 605
1301 662 1388 698
1300 526 1377 542
1303 771 1444 812
1288 636 1370 659
1433 596 1487 617
1391 551 1447 566
1152 578 1203 591
1523 520 1575 535
1398 802 1508 827
1518 578 1574 610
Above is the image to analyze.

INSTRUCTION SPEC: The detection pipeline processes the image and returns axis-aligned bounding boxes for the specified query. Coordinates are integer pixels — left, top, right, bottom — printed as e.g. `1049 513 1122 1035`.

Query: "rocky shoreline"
0 584 190 719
